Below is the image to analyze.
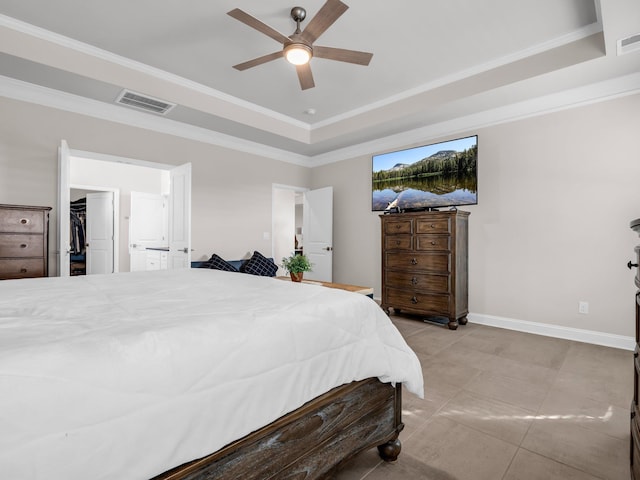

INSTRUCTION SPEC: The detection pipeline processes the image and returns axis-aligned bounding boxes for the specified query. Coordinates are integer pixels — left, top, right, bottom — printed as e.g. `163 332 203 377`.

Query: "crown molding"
309 72 640 166
0 13 310 131
0 75 310 167
311 22 604 130
2 70 638 169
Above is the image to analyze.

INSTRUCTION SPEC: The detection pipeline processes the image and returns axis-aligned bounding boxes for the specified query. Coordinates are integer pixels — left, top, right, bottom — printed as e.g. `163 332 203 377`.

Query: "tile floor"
335 316 632 480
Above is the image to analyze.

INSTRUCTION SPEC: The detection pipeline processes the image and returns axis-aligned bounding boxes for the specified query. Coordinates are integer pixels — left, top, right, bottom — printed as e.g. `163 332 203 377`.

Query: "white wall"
311 93 640 339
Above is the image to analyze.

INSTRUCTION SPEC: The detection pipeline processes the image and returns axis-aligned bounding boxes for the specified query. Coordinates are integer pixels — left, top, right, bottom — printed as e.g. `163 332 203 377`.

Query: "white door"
168 163 192 269
130 192 167 272
58 140 71 277
303 186 333 282
86 192 114 274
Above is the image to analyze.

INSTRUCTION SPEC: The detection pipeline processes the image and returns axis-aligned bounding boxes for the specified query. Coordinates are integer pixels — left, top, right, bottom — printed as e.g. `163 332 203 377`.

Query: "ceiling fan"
227 0 373 90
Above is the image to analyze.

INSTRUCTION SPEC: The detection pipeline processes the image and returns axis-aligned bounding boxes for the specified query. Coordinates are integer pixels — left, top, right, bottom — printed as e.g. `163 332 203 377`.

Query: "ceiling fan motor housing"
290 7 307 23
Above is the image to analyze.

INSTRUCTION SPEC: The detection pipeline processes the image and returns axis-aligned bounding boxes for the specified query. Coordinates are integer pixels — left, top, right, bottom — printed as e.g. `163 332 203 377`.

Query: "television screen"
372 135 478 211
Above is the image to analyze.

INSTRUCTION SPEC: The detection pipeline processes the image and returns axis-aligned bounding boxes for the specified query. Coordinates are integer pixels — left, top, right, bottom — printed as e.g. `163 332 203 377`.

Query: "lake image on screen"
372 136 477 211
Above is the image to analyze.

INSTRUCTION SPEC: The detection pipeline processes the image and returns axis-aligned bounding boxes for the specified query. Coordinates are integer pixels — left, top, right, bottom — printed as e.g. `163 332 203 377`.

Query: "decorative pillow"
203 253 239 272
240 251 278 277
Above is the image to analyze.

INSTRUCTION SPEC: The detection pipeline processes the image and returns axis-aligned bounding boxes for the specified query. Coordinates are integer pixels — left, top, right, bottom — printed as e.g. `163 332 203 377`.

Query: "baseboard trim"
469 313 634 351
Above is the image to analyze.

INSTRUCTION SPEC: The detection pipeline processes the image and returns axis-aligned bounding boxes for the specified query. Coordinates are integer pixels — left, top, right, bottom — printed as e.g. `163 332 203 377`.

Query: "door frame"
72 185 119 273
58 141 190 276
272 183 308 275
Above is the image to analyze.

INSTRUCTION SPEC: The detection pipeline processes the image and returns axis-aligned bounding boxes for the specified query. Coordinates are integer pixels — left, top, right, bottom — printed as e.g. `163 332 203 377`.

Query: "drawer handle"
411 258 418 265
395 224 401 229
20 268 28 273
411 296 418 304
20 218 29 225
20 243 28 248
396 240 401 245
430 223 436 228
629 261 639 269
411 277 418 285
431 240 436 245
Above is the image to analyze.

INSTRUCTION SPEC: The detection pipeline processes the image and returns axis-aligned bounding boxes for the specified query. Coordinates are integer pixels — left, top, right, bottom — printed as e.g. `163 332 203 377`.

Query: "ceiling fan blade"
233 51 283 71
296 63 315 90
313 46 373 65
227 8 290 45
301 0 349 44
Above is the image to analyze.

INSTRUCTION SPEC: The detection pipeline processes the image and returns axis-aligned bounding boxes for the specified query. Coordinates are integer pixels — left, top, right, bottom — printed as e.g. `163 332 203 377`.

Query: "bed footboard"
153 378 404 480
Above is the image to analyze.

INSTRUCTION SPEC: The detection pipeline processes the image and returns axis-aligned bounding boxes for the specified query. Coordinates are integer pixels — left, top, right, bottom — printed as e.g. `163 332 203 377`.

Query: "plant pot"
290 272 304 282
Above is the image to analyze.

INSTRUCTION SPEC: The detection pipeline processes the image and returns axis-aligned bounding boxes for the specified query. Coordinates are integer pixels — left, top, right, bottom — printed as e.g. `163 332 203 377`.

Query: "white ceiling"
1 0 639 165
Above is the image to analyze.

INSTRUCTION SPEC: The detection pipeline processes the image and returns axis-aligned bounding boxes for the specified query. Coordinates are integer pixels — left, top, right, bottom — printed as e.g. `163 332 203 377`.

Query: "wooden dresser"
630 218 640 479
0 204 52 280
380 210 469 330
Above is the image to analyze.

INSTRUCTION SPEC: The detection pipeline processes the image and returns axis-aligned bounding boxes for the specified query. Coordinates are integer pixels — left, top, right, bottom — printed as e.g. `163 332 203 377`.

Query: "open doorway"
272 184 307 277
272 184 333 282
58 140 191 277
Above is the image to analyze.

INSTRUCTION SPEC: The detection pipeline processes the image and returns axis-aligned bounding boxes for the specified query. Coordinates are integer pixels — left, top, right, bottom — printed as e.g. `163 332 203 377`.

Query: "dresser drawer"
385 271 450 293
385 252 450 272
0 209 45 234
635 246 640 290
416 217 450 234
632 404 640 480
146 250 168 271
415 235 450 251
385 287 450 315
384 235 412 250
635 343 640 404
0 234 45 258
0 259 45 279
384 219 412 235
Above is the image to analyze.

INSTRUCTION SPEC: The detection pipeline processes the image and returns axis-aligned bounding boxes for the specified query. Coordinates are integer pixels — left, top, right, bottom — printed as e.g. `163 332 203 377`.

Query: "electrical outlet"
578 301 589 314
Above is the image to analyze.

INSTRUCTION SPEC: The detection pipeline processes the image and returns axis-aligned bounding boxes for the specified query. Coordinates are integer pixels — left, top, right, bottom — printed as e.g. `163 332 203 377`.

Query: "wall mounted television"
372 135 478 212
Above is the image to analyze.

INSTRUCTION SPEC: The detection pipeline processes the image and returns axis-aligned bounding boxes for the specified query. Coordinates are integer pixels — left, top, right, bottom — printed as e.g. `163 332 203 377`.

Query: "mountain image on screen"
372 136 478 211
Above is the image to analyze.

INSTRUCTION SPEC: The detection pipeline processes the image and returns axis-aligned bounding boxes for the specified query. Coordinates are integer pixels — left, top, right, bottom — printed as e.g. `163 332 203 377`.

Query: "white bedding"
0 269 423 480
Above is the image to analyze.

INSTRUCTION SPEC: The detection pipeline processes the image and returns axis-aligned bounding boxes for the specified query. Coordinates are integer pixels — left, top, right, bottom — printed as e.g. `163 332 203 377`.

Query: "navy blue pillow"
240 251 278 277
203 254 238 272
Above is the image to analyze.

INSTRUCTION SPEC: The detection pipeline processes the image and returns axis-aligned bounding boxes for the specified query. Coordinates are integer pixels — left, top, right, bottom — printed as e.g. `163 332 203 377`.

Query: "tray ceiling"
1 0 639 164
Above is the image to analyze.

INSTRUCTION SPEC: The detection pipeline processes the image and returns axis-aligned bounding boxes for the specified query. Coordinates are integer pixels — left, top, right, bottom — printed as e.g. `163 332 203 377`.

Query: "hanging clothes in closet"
69 198 87 275
70 198 86 256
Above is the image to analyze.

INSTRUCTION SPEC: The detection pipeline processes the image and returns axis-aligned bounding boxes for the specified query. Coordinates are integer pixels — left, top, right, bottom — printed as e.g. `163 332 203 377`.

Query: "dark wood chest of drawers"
0 204 52 279
630 218 640 479
380 210 469 330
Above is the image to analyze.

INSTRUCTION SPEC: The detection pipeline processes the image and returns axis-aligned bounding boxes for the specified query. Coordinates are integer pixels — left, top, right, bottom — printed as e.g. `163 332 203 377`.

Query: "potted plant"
281 253 312 282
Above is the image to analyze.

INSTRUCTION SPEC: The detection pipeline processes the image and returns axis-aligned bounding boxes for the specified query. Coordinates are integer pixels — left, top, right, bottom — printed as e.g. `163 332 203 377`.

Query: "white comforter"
0 269 423 480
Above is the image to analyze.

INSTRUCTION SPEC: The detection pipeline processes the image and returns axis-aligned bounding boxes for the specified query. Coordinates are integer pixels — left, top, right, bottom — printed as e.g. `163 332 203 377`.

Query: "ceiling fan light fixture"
285 43 312 65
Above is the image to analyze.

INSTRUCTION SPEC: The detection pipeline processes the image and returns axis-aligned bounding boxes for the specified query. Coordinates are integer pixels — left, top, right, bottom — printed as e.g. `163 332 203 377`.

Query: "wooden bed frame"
152 378 404 480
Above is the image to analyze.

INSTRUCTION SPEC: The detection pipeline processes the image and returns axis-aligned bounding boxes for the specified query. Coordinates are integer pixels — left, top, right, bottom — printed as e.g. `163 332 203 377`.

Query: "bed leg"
377 437 402 462
378 382 404 462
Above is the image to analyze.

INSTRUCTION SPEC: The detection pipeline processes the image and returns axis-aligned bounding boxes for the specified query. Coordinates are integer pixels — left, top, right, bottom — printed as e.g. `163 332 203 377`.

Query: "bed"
0 268 423 479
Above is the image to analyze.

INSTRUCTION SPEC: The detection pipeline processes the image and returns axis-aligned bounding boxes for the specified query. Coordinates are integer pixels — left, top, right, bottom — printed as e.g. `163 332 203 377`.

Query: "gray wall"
311 93 640 338
2 93 639 339
0 97 311 274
